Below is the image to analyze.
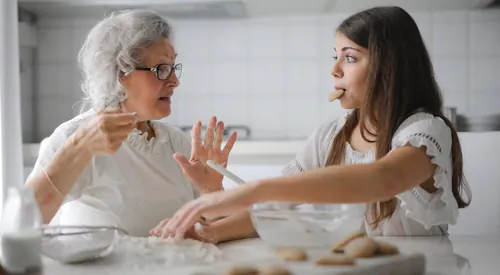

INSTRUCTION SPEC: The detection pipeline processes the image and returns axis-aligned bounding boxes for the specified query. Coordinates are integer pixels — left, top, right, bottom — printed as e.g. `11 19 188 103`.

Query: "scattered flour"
113 235 223 271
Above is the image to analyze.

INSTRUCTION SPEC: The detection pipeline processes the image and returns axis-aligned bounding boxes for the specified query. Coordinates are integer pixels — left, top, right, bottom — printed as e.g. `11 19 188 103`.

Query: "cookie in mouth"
328 89 346 102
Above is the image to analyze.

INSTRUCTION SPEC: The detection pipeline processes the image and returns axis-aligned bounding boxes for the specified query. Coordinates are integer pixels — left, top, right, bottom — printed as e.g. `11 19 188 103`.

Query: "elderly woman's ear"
117 71 136 101
118 71 128 85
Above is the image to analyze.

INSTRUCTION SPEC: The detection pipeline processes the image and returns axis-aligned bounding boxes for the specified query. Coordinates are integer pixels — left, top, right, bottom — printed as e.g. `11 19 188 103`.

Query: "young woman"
152 6 472 241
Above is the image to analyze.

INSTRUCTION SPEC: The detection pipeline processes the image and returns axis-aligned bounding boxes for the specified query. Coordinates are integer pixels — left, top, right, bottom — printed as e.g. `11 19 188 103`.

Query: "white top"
27 109 199 237
282 112 472 236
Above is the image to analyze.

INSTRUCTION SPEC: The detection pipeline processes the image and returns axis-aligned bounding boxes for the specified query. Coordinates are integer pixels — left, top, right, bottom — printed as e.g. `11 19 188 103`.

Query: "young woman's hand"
149 218 219 244
156 184 259 240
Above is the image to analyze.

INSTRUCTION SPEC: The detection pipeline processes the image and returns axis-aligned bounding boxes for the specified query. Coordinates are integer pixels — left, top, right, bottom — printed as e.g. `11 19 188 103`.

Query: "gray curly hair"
78 9 172 111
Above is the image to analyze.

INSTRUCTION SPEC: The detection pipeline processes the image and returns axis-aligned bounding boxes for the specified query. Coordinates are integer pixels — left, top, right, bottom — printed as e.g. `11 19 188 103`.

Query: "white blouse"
27 109 199 237
282 112 472 236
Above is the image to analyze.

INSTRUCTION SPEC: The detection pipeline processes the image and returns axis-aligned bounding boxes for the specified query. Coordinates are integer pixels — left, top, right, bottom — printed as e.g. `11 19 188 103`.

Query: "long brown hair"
325 6 471 228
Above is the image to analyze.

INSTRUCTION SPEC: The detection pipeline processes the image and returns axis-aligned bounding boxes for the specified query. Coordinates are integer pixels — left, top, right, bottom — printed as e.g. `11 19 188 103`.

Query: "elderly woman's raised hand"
174 116 237 193
76 109 137 156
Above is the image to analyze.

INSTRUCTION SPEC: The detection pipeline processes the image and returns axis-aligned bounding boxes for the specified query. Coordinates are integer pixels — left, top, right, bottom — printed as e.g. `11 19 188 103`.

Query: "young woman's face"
331 32 370 109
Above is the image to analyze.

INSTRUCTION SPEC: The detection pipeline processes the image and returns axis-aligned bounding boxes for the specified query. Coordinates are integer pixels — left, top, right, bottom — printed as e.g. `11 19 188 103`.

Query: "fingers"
164 203 194 235
107 112 138 125
165 202 201 240
160 221 174 239
204 116 217 150
214 121 224 150
106 133 130 144
194 222 219 244
189 117 236 166
152 216 210 241
173 152 191 168
222 131 237 157
190 121 203 160
154 221 216 243
109 122 136 136
98 108 121 115
149 218 170 236
182 227 200 241
97 113 136 134
98 124 135 144
175 204 205 240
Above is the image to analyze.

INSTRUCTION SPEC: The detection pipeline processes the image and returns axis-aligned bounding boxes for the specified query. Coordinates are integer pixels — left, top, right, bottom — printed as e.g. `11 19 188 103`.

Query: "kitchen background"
12 0 500 236
18 0 500 142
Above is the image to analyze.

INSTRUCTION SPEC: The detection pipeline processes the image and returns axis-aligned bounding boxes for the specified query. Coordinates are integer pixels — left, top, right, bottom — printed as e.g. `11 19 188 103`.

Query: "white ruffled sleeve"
282 116 345 175
391 113 459 229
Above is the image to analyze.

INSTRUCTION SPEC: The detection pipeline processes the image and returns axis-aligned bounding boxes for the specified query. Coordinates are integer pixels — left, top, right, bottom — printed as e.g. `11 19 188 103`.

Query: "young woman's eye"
346 55 356 63
333 56 338 61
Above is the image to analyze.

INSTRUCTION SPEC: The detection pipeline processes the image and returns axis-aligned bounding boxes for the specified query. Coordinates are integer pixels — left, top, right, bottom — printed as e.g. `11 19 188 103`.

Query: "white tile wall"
175 95 214 127
173 22 212 59
211 61 247 95
27 8 500 141
37 95 78 138
411 12 433 52
37 28 78 64
285 96 320 138
284 19 320 58
432 11 468 56
250 96 286 138
471 21 500 55
211 96 249 125
175 61 212 96
285 59 321 95
470 57 500 91
210 21 248 59
249 59 285 95
250 23 285 58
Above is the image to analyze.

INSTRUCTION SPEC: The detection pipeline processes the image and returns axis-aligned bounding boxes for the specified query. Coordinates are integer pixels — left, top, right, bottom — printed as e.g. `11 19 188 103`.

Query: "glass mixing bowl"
250 202 367 248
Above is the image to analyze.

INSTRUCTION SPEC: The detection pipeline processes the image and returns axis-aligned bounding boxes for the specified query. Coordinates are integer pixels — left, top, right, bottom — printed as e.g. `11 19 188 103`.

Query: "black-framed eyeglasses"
135 63 182 80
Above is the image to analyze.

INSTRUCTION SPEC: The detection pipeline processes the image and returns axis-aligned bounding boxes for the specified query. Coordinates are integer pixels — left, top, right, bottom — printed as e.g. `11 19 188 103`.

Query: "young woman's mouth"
328 89 346 102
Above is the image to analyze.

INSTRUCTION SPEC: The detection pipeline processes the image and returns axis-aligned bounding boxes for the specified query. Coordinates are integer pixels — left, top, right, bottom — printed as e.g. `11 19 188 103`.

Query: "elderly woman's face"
120 39 179 121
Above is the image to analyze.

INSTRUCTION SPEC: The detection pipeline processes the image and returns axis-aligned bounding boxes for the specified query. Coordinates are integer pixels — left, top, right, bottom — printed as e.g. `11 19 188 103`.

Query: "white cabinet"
448 132 500 236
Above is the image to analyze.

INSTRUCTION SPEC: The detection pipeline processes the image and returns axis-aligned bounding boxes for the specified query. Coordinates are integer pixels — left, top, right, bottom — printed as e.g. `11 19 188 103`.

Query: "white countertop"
37 235 499 275
21 140 305 162
226 131 500 156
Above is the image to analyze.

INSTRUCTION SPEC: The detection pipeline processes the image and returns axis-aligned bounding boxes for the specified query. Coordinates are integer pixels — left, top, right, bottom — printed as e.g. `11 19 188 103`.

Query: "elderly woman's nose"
166 74 180 87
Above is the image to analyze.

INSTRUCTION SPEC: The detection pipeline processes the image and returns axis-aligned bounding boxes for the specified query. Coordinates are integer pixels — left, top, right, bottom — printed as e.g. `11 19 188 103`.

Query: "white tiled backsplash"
21 8 500 141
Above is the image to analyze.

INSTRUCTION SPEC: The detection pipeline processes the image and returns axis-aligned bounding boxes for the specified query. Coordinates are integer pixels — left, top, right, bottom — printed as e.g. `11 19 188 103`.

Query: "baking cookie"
226 266 259 275
275 248 308 261
314 254 356 266
376 241 399 255
258 265 291 275
343 236 378 258
328 89 345 102
331 231 366 252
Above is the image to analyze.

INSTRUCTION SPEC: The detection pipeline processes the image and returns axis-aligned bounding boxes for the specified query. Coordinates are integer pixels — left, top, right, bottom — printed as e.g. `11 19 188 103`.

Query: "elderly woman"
25 9 236 237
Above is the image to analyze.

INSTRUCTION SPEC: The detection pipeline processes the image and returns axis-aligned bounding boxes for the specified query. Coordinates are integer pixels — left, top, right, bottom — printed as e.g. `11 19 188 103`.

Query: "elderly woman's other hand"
76 109 137 156
174 116 237 193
